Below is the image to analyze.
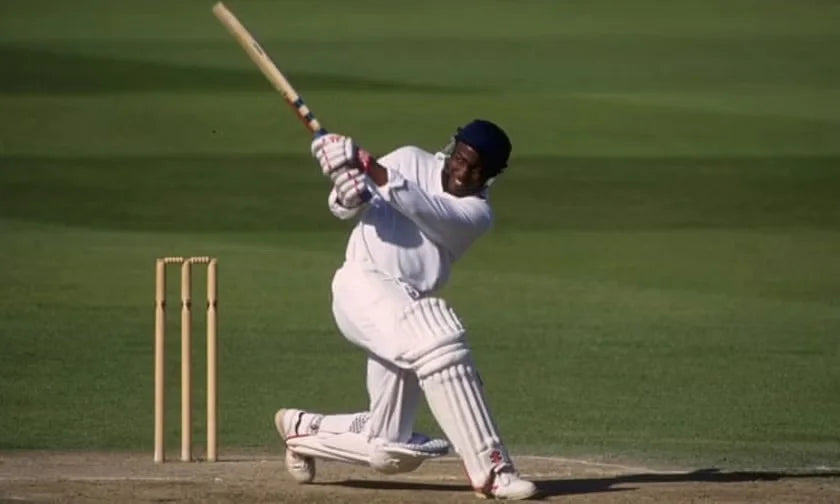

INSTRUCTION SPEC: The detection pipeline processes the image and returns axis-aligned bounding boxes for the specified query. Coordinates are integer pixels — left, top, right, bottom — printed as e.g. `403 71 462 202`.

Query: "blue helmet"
454 119 512 177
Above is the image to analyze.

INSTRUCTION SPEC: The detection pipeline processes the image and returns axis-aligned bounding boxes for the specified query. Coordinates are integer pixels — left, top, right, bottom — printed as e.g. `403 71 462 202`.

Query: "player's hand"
333 168 370 208
311 134 356 179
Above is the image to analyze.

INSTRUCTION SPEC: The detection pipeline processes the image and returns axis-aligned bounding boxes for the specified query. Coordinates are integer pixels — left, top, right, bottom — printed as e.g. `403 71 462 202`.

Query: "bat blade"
212 2 326 136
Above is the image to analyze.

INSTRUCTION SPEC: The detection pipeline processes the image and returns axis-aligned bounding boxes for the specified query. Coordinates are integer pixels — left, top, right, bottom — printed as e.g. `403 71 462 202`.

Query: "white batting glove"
311 134 356 179
333 168 371 208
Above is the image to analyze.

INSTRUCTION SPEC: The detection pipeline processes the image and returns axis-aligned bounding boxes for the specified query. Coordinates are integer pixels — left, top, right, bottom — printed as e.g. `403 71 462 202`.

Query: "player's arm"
376 167 492 256
355 147 388 186
311 136 491 254
366 147 492 255
347 145 492 255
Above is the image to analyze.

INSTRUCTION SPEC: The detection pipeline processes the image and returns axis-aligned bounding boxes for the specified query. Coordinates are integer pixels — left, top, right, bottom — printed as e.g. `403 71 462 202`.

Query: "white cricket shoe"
274 409 316 484
478 467 538 500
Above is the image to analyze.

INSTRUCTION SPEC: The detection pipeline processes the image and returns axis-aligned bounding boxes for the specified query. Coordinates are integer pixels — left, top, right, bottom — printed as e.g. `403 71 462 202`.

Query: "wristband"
357 148 374 173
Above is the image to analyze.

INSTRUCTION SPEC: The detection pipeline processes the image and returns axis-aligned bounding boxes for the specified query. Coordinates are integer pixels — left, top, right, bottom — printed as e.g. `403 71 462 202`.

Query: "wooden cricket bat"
212 2 326 136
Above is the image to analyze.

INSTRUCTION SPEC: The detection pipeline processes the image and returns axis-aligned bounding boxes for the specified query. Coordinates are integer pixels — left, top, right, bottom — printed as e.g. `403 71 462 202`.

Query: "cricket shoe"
274 409 318 484
477 467 538 500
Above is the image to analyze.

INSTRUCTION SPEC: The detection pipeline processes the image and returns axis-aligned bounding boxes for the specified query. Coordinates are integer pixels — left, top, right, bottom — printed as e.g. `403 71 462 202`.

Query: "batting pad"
287 412 450 474
372 436 450 474
395 298 512 490
421 362 512 490
382 434 450 457
286 431 370 466
396 298 471 379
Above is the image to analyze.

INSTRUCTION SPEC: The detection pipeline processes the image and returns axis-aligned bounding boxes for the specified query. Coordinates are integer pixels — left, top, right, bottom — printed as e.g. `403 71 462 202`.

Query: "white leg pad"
421 362 512 491
395 298 471 379
285 412 370 466
288 433 447 474
286 411 447 474
372 435 450 474
286 431 371 466
395 298 514 491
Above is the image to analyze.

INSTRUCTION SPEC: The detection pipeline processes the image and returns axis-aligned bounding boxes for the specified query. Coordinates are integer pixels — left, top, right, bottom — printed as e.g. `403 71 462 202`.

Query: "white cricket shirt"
332 146 493 294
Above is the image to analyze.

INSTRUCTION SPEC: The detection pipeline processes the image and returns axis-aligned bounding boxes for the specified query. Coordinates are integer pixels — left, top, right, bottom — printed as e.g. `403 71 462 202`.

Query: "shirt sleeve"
377 168 492 258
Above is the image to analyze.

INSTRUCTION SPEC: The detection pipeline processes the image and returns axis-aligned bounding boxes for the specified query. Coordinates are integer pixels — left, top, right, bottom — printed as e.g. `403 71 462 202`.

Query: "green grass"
1 0 839 470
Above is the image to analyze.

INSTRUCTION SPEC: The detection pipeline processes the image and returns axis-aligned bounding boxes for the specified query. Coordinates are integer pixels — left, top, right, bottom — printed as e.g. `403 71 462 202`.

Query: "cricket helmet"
454 119 512 177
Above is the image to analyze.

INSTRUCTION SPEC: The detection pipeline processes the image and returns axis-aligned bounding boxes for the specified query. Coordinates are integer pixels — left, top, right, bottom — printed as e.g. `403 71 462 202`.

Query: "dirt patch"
1 451 838 503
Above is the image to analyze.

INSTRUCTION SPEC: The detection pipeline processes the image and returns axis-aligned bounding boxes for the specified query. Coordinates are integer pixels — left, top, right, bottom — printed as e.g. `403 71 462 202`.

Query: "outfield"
1 0 839 495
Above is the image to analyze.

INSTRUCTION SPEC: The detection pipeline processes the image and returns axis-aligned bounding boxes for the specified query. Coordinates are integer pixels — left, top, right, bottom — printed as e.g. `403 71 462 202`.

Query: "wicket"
154 256 218 463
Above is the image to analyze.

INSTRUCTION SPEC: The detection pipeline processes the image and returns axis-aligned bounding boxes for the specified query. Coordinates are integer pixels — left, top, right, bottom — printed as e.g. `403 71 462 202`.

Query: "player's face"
443 142 487 197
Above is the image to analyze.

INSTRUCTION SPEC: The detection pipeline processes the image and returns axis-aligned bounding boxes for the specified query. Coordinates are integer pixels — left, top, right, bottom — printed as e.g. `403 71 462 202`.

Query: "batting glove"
333 168 371 208
311 134 356 180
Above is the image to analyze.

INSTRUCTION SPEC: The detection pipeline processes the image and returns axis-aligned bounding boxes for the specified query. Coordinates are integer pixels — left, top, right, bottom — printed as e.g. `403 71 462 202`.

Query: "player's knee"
396 298 472 379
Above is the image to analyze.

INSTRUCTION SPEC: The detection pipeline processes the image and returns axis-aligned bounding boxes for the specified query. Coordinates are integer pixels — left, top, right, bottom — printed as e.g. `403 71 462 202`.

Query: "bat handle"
313 128 328 138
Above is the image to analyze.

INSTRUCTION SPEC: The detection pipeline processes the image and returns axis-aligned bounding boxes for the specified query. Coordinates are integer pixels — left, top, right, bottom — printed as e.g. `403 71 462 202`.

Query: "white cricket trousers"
330 260 424 443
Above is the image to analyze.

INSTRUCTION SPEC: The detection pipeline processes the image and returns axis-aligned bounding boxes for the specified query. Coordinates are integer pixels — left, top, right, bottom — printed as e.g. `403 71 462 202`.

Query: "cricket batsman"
274 119 538 500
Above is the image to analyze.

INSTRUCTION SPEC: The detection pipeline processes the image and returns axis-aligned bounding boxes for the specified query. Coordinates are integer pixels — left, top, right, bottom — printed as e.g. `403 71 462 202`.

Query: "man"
274 120 537 500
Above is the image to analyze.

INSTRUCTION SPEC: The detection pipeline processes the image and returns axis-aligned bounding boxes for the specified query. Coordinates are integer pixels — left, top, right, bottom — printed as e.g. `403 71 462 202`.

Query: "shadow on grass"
535 468 840 498
4 154 839 233
323 468 840 499
0 45 482 94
